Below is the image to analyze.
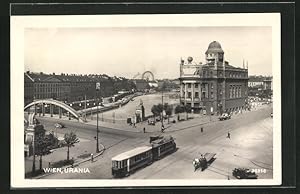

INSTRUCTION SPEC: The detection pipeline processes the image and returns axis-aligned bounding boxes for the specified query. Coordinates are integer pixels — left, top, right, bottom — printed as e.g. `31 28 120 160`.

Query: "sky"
25 26 272 79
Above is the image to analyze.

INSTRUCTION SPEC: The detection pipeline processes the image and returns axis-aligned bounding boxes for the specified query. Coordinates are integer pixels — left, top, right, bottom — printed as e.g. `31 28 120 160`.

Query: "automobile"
232 168 258 179
271 112 273 118
54 123 65 128
219 113 231 121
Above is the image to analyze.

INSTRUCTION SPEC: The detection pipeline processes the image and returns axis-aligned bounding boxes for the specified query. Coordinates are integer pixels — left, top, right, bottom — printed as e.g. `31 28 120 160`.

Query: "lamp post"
161 87 164 129
96 82 100 153
30 128 35 174
209 101 212 122
84 94 87 121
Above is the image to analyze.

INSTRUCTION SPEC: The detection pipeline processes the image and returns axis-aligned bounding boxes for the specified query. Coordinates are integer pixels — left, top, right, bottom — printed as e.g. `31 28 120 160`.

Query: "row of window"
183 85 245 100
34 88 70 93
34 94 59 99
183 83 199 89
112 160 127 169
183 91 200 99
229 72 246 78
229 85 242 98
159 142 174 153
200 71 247 78
35 83 70 88
183 83 211 90
130 151 152 165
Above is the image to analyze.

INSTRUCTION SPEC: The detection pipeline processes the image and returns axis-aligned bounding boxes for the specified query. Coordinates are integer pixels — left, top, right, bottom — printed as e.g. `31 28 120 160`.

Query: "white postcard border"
11 13 281 188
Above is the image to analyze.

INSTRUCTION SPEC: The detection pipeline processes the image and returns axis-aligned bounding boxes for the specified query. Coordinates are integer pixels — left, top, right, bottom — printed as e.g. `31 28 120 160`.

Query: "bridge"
24 99 86 123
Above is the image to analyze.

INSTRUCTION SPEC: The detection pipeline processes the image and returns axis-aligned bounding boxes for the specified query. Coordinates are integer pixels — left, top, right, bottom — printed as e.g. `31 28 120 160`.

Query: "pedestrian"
91 153 94 162
201 127 203 133
143 127 146 133
161 125 165 133
227 132 231 139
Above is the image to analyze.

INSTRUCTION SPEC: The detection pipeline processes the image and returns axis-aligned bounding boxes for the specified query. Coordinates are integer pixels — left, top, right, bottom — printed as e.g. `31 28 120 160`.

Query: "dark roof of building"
26 72 57 82
205 41 224 54
24 73 34 83
25 72 126 83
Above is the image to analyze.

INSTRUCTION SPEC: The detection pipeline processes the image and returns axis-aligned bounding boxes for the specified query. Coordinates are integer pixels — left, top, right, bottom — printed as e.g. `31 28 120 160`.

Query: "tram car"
111 136 176 178
150 135 176 160
112 146 153 178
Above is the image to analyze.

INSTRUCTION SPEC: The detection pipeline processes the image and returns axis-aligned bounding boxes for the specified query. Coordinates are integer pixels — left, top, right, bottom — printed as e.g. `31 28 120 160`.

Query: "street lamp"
95 82 101 153
84 94 87 122
161 86 164 130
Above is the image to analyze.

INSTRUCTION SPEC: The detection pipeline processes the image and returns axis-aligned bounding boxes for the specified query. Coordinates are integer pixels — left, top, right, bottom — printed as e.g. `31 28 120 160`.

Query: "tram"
112 146 153 178
111 136 176 178
151 135 176 160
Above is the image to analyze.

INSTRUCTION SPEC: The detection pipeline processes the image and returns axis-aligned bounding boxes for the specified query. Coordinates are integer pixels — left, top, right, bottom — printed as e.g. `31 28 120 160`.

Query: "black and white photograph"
11 13 281 187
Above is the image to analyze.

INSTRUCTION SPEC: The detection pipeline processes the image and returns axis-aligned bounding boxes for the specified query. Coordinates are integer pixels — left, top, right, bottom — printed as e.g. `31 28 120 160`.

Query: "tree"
151 103 166 122
35 133 54 170
64 131 80 161
184 104 192 120
157 103 164 121
175 105 184 121
32 124 45 172
34 124 45 136
159 81 167 91
151 105 159 122
165 104 173 124
163 103 169 112
34 124 55 171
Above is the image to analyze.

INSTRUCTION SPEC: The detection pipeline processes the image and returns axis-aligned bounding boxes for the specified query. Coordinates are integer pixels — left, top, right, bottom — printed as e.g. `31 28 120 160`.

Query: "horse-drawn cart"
193 153 216 171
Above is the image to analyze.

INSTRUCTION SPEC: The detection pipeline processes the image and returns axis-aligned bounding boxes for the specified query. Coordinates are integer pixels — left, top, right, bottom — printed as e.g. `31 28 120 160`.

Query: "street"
37 104 273 179
99 92 178 120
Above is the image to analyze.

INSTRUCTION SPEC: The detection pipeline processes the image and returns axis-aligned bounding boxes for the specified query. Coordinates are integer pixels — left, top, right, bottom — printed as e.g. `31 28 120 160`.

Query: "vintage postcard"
11 13 281 187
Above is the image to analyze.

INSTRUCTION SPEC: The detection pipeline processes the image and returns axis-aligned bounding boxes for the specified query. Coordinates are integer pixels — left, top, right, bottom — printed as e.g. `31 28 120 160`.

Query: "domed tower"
205 41 224 66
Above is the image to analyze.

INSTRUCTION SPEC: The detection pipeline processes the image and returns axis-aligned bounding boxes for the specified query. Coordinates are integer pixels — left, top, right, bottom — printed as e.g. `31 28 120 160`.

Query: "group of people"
129 121 136 128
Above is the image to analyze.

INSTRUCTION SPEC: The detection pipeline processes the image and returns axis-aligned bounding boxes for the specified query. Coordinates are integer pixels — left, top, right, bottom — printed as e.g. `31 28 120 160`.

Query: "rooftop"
111 146 152 161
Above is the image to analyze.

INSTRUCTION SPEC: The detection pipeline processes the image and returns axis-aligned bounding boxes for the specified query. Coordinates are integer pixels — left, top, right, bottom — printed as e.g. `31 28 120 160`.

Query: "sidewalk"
37 103 272 134
88 103 272 133
85 113 219 134
25 134 105 175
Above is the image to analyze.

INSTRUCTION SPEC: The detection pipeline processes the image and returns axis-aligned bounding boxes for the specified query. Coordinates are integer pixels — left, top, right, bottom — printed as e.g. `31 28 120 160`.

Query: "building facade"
179 41 248 114
247 75 272 97
263 77 273 90
24 72 136 105
248 75 265 88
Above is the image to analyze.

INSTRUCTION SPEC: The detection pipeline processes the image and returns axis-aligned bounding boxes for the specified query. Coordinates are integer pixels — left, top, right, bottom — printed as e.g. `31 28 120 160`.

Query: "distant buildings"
248 75 273 97
179 41 249 114
24 72 136 105
157 79 180 91
133 79 151 91
263 77 273 90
